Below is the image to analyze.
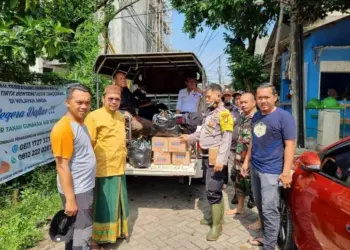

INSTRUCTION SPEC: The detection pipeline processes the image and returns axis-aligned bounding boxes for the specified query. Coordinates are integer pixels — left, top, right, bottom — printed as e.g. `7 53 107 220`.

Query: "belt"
201 149 208 157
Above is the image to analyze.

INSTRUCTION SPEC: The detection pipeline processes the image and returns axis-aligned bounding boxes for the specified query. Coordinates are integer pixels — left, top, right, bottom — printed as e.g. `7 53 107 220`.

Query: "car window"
321 145 350 186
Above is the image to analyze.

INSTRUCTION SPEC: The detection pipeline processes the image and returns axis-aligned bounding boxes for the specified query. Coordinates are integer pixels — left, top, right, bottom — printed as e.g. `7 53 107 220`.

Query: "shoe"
206 200 224 241
231 194 238 204
247 197 255 209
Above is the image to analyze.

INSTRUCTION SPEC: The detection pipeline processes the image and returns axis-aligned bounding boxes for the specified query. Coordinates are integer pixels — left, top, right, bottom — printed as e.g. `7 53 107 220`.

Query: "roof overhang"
93 52 205 81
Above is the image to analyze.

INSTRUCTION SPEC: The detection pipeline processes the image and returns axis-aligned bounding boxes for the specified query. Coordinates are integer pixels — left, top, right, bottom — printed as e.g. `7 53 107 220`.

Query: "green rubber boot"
206 201 224 241
200 216 212 226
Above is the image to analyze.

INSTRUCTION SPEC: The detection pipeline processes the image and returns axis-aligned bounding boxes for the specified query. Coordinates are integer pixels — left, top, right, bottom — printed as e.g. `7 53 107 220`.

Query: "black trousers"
139 103 168 120
202 156 225 205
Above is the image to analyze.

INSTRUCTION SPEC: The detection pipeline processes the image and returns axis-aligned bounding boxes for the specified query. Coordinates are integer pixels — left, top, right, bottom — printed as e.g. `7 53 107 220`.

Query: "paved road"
31 176 262 250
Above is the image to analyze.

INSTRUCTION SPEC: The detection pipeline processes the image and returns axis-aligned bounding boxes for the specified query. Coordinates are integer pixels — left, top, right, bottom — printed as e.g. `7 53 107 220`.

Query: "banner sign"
0 81 77 184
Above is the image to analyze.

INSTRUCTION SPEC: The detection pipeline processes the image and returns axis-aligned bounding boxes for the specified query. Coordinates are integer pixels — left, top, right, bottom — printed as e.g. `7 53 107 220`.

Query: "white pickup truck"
93 52 207 184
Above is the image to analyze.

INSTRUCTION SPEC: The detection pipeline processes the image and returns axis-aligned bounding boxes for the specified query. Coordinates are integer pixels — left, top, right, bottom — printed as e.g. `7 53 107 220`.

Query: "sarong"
92 175 129 244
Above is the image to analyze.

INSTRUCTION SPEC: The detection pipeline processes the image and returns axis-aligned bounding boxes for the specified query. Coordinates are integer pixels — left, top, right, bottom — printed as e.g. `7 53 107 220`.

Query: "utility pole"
218 55 222 85
290 0 304 147
290 0 298 135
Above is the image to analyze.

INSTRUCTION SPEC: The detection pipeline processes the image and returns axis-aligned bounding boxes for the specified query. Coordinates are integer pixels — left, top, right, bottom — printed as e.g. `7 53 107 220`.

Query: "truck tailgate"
126 159 198 176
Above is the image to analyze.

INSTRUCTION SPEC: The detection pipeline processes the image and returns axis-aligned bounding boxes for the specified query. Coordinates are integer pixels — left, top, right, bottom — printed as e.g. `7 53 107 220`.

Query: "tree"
0 0 74 66
171 0 279 91
0 0 140 66
296 0 350 23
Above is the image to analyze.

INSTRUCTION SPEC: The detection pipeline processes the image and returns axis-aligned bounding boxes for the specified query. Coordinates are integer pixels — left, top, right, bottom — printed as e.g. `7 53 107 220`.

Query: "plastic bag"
127 137 152 168
151 110 181 137
180 112 203 134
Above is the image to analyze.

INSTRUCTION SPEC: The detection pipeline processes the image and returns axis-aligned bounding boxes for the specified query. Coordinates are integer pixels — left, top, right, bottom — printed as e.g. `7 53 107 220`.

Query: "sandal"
226 208 244 215
247 236 264 247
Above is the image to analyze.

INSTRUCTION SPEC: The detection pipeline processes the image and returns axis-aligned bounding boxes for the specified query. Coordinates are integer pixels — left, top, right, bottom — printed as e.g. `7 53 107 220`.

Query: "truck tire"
278 190 298 250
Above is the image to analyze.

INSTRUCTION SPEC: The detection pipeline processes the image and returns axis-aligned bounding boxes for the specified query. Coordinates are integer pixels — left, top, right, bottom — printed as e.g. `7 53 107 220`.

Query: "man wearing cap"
176 78 203 114
50 85 96 250
180 83 233 241
85 85 129 248
113 71 152 136
223 87 234 111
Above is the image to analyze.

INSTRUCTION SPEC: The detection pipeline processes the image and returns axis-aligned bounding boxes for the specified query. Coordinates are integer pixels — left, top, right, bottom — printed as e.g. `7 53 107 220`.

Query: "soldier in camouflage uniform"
226 93 259 219
180 84 233 241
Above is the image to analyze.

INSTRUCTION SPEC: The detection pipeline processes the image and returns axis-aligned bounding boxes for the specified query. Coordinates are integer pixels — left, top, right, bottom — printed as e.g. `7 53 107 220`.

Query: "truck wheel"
278 191 298 250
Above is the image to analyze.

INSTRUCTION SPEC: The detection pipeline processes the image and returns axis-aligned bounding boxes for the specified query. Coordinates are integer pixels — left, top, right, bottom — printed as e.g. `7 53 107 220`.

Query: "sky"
170 11 275 84
171 11 231 84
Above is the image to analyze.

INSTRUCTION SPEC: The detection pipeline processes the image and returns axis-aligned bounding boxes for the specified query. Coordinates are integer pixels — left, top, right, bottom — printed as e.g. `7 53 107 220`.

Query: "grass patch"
0 166 61 250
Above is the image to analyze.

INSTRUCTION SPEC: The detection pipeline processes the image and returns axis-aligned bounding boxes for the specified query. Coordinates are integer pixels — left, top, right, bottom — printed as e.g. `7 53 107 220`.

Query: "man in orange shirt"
85 85 129 249
50 85 96 250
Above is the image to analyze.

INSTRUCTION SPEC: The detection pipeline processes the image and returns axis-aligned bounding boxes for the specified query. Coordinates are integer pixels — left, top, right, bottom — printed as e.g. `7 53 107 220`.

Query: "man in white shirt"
176 78 203 114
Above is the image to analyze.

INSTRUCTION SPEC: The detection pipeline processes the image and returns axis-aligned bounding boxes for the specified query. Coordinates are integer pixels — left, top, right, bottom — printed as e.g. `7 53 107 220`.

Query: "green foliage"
0 0 122 66
0 61 74 85
0 0 75 65
296 0 350 23
0 166 61 250
171 0 278 90
227 45 268 91
59 17 110 109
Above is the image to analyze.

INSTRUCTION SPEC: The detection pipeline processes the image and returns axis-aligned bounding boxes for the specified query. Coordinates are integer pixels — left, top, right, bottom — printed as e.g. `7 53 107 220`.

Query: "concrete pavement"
31 176 262 250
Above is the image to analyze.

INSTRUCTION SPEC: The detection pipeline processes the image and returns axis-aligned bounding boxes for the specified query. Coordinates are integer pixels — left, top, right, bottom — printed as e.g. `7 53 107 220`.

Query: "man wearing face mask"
223 88 234 110
180 84 233 241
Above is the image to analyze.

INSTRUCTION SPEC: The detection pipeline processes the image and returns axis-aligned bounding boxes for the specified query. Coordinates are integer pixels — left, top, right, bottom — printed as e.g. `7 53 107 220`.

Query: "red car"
278 137 350 250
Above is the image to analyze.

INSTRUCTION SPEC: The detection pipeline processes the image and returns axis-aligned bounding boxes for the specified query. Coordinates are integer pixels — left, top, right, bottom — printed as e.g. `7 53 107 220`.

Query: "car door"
306 144 350 250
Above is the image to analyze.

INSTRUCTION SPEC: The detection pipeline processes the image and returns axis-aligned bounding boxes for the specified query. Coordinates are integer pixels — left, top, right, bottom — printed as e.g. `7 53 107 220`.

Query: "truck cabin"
93 52 207 112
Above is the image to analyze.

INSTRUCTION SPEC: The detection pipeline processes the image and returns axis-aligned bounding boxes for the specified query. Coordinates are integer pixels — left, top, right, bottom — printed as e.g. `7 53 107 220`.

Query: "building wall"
108 0 170 54
280 17 350 138
109 0 148 53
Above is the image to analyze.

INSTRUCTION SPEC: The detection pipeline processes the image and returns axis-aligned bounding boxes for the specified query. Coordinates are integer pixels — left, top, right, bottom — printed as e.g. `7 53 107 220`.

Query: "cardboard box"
152 137 169 152
172 152 191 165
209 147 219 166
153 152 171 165
168 137 188 152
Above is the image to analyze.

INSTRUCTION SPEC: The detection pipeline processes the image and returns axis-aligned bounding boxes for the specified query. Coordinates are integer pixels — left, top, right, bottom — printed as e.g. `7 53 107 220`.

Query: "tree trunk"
243 78 253 92
103 28 109 54
290 0 299 144
270 1 285 84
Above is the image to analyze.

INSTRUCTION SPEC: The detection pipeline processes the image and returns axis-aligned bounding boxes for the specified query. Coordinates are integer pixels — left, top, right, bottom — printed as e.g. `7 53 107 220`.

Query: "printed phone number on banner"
17 145 52 161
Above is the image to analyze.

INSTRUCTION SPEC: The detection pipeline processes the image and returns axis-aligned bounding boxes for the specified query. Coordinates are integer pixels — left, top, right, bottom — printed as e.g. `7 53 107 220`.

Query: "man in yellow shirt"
85 85 129 248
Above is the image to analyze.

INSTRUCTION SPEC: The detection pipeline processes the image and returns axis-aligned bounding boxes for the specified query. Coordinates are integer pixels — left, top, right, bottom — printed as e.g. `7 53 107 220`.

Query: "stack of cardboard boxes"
152 137 191 165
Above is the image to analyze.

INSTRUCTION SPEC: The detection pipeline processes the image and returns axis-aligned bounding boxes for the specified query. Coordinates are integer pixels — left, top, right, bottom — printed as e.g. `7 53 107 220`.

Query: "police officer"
180 83 233 241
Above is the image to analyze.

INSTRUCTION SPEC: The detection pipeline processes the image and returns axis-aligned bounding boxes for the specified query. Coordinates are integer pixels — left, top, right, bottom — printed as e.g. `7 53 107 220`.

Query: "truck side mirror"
299 151 321 172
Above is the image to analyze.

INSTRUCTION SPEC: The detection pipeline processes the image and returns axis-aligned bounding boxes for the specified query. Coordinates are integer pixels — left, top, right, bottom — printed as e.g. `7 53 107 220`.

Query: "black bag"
151 110 181 137
181 112 204 134
127 138 152 168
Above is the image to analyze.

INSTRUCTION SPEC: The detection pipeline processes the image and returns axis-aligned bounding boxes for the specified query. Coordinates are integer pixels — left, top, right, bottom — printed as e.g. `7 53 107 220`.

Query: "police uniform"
188 103 233 241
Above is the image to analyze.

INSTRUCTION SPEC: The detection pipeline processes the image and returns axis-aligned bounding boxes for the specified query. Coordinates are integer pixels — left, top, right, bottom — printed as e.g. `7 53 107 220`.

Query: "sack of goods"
180 112 203 134
151 110 181 137
127 137 152 168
